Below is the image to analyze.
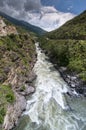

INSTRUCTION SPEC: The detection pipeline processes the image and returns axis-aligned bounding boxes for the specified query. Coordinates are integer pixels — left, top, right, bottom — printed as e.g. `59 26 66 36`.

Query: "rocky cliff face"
0 16 37 130
3 69 36 130
0 17 17 36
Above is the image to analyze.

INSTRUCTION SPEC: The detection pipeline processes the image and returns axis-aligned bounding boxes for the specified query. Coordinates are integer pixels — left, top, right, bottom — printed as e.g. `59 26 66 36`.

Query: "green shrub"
6 93 15 103
79 71 86 81
0 107 6 124
0 84 15 124
20 86 25 91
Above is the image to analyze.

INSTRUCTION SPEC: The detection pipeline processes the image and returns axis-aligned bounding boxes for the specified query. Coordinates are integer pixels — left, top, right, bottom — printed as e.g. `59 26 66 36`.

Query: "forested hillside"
39 10 86 93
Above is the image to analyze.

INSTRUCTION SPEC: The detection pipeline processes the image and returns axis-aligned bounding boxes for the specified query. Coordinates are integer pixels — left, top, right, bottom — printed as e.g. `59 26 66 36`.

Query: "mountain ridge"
0 11 46 35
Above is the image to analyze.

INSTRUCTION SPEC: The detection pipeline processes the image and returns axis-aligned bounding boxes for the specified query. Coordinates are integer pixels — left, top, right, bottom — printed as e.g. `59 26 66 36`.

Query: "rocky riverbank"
58 67 86 96
41 49 86 97
0 49 37 130
3 70 37 130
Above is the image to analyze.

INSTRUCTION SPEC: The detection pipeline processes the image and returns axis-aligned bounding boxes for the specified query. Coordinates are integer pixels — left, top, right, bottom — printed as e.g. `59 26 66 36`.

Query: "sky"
0 0 85 15
41 0 86 14
0 0 85 31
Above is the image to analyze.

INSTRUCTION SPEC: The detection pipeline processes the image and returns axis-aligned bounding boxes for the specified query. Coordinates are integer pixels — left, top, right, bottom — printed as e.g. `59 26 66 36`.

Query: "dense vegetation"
39 10 86 82
0 17 36 125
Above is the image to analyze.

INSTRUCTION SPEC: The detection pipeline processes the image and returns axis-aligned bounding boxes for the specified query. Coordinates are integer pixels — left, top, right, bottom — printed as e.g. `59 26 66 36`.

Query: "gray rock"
25 85 35 95
18 85 35 96
3 92 26 130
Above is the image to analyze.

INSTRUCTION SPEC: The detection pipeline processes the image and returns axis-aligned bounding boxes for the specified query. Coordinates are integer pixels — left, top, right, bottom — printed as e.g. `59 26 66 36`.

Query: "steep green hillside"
39 10 86 82
47 10 86 40
0 16 36 126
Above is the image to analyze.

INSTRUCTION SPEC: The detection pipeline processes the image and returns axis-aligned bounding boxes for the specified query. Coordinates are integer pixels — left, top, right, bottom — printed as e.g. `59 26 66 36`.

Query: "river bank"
3 71 36 130
2 65 37 130
0 16 39 130
58 67 86 96
41 48 86 97
0 38 37 130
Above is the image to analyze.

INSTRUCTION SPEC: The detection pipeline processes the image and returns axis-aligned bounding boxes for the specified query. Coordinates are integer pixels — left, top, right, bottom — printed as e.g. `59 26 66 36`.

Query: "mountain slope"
47 10 86 39
0 11 46 35
0 15 36 129
39 10 86 94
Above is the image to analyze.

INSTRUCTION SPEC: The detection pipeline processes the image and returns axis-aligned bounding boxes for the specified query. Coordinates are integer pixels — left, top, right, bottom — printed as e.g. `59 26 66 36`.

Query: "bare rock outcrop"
0 17 17 36
2 67 36 130
3 92 26 130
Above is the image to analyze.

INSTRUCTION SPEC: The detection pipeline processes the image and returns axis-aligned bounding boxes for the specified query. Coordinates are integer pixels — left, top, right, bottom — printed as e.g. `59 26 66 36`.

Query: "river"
14 43 86 130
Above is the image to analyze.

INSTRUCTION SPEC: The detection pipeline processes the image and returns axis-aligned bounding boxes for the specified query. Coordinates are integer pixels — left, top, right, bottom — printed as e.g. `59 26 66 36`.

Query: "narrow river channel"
14 43 86 130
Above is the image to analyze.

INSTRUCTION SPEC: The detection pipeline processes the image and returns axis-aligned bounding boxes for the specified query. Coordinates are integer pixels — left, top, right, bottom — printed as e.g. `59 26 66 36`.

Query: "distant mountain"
0 11 46 35
39 10 86 89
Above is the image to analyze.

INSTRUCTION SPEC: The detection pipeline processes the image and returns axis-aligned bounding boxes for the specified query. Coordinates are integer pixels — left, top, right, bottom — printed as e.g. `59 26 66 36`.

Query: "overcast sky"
0 0 42 15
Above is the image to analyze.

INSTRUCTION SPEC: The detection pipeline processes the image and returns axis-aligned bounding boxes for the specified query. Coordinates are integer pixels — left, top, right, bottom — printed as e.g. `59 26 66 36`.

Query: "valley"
0 9 86 130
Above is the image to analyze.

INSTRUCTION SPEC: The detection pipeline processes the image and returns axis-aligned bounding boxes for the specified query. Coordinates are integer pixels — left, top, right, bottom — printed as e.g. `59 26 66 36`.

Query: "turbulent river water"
14 43 86 130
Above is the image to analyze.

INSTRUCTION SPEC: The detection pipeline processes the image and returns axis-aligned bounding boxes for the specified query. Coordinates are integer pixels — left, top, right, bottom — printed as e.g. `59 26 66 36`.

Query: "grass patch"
0 84 15 124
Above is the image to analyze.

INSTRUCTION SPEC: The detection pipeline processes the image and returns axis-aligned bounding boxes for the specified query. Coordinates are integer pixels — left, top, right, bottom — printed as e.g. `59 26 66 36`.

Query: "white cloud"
24 0 41 11
67 5 73 11
0 0 75 31
22 6 75 31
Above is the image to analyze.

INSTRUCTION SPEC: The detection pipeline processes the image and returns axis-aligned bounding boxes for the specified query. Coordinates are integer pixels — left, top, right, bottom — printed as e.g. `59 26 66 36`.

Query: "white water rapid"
14 43 86 130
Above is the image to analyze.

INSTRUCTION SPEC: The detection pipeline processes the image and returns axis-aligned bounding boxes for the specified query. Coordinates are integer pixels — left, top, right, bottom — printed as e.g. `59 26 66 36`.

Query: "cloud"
0 0 41 12
24 0 41 11
0 0 4 7
26 6 75 31
7 0 25 10
0 0 75 31
67 5 73 11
